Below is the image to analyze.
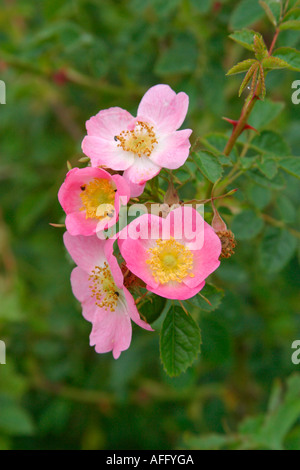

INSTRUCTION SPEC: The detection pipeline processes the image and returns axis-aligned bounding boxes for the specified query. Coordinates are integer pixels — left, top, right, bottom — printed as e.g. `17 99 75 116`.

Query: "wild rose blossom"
81 84 192 186
118 206 222 300
64 232 153 359
58 167 130 236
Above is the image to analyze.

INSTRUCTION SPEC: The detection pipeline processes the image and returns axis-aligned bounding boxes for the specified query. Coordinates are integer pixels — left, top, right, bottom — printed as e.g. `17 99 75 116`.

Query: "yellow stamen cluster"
116 121 157 158
80 178 116 220
89 262 119 312
146 238 194 284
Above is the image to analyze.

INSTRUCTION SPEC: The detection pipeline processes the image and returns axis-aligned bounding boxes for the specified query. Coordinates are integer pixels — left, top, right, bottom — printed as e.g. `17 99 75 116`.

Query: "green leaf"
247 170 286 189
259 0 282 26
273 47 300 71
250 130 290 156
259 227 297 273
232 210 264 240
138 293 167 324
230 0 265 29
277 195 296 223
192 150 223 183
279 157 300 179
186 284 224 312
200 133 237 163
257 156 278 179
227 59 257 75
280 8 300 30
184 432 239 450
253 34 268 60
248 99 284 129
160 306 201 376
262 56 290 69
229 29 262 51
239 63 258 96
247 184 272 209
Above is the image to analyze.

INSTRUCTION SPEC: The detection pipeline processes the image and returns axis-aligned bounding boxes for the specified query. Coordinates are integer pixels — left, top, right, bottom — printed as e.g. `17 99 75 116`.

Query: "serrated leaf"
227 59 257 75
250 130 290 155
248 99 284 129
262 56 290 69
138 293 166 324
160 306 201 377
239 63 258 96
254 34 268 60
280 7 300 30
232 210 264 240
230 0 265 29
192 151 223 183
257 157 278 179
279 157 300 178
259 227 297 273
259 0 282 26
273 47 300 71
229 29 263 51
186 284 224 312
247 170 286 189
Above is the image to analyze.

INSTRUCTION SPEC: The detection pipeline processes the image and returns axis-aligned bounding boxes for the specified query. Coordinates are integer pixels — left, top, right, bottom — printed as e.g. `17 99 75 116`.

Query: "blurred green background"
0 0 300 450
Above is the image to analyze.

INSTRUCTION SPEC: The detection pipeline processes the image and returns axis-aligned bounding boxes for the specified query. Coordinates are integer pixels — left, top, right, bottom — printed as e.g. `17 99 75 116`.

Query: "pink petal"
82 297 98 323
123 287 154 331
147 280 206 300
82 136 134 170
66 212 97 236
63 232 106 273
124 177 146 198
123 156 160 185
150 129 192 170
85 107 134 140
58 167 112 214
112 174 131 204
104 238 124 289
137 84 189 133
90 307 132 359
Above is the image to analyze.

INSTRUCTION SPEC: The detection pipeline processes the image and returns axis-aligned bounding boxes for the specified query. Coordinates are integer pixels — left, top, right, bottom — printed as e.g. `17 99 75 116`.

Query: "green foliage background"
0 0 300 450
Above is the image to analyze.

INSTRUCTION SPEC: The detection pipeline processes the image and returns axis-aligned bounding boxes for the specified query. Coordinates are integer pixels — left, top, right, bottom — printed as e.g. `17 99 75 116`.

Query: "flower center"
116 121 157 158
146 238 195 284
89 262 120 312
80 178 116 220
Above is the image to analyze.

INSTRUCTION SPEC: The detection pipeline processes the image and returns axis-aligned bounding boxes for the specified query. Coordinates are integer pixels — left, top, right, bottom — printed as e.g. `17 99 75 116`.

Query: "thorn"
49 223 66 228
243 123 258 133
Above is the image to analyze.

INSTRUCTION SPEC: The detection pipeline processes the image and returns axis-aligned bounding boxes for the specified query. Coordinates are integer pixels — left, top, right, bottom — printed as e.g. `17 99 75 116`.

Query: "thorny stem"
223 28 281 156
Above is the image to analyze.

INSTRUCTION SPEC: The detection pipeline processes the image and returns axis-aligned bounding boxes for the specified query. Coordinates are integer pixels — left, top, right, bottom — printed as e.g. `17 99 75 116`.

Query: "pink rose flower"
64 232 153 359
118 207 222 300
58 167 130 236
81 84 192 185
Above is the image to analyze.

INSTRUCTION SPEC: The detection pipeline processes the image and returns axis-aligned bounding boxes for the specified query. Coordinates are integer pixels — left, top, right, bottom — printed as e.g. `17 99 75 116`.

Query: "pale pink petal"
104 238 124 289
90 306 132 359
70 267 90 302
85 107 133 140
124 177 146 197
137 84 189 133
82 136 134 170
123 156 160 185
123 287 154 331
63 232 106 272
150 129 192 170
82 297 97 323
